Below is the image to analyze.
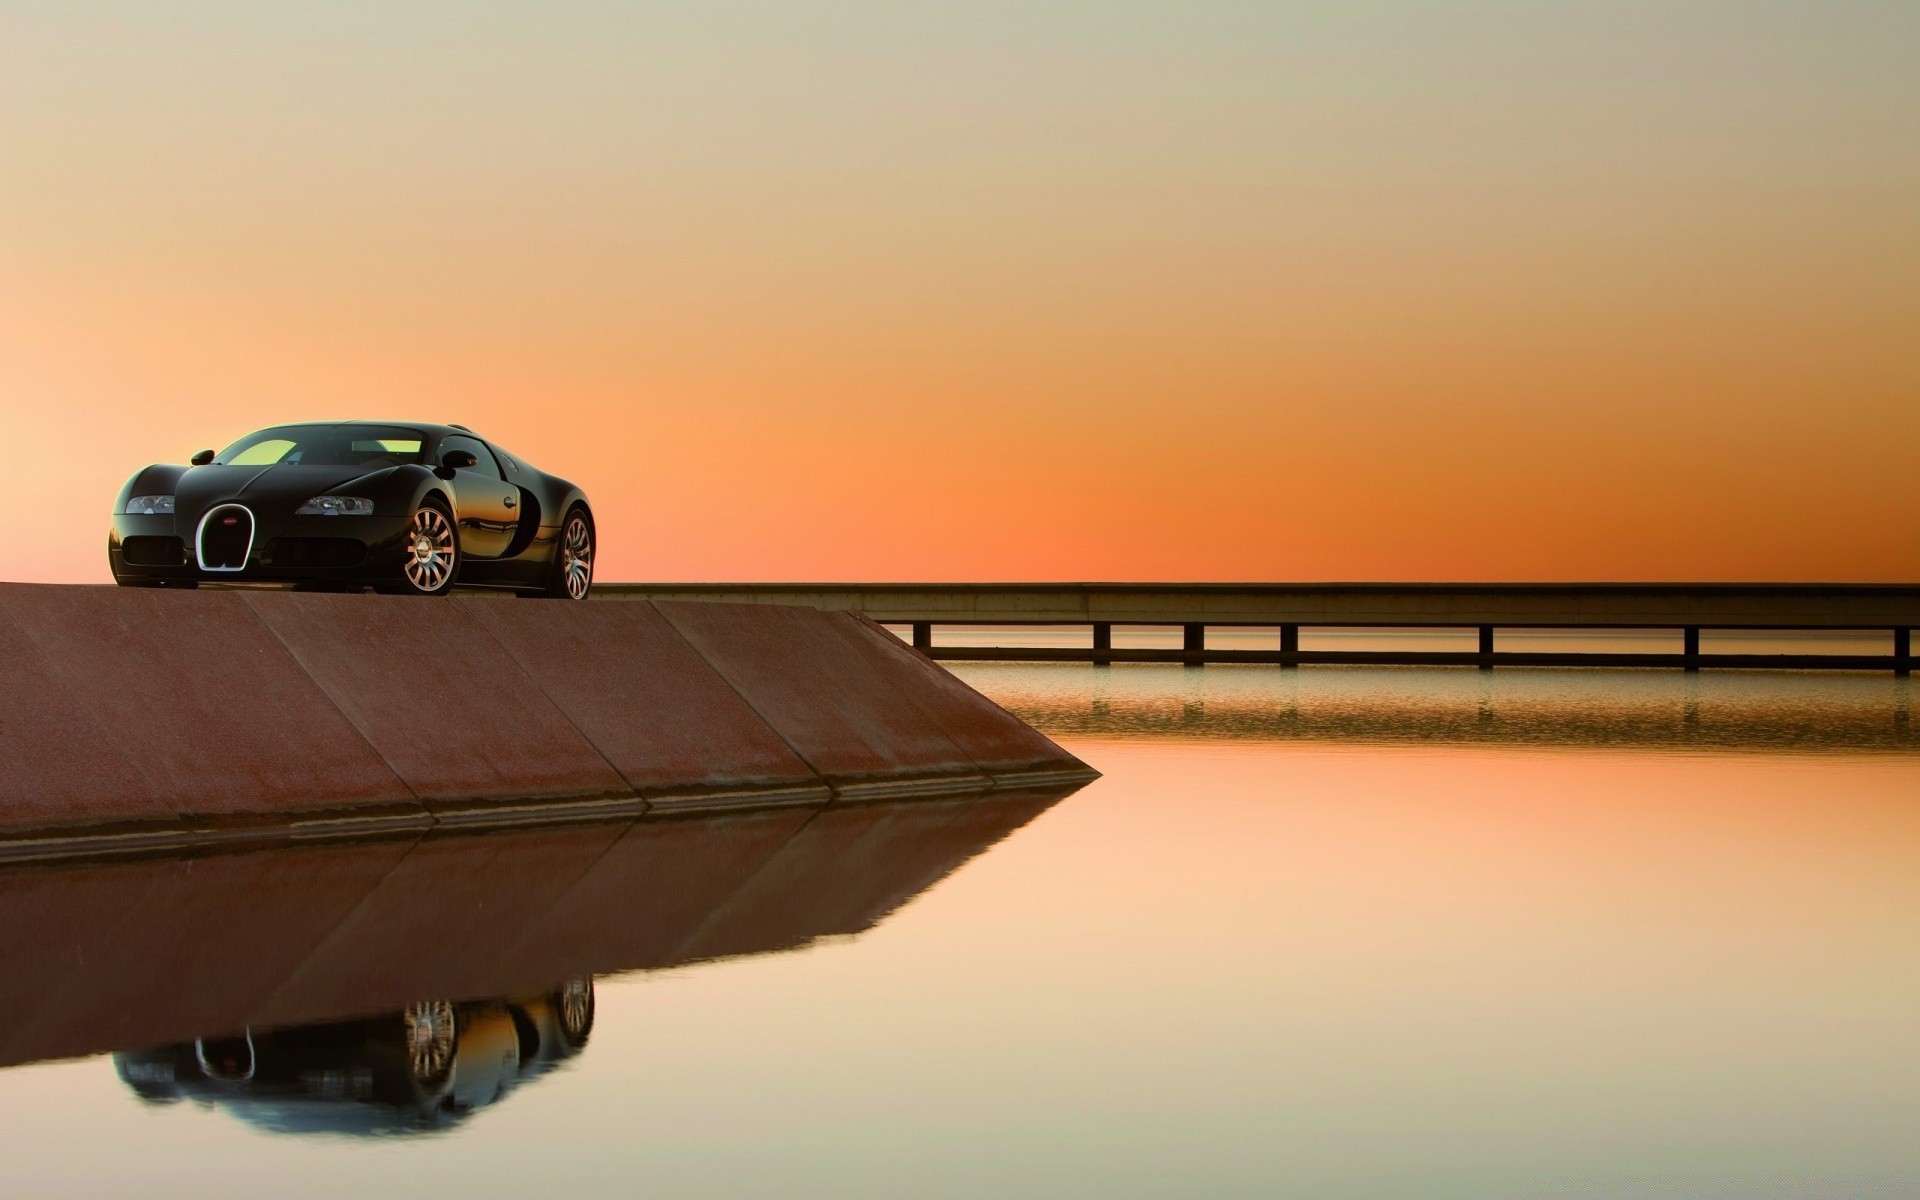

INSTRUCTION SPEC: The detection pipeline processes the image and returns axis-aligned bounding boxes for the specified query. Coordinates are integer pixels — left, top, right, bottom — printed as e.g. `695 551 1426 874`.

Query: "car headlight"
124 495 175 515
297 496 376 516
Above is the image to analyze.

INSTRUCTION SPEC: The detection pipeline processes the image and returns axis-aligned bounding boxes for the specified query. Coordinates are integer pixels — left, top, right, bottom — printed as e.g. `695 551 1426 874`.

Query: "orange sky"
3 3 1916 584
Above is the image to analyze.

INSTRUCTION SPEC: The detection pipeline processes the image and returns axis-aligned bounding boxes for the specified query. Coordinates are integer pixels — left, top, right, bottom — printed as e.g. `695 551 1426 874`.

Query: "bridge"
593 583 1920 674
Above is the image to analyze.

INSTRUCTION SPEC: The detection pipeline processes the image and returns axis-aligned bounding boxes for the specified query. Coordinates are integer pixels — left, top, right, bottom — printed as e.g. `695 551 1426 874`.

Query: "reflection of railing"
989 682 1919 755
0 787 1075 1074
592 583 1920 673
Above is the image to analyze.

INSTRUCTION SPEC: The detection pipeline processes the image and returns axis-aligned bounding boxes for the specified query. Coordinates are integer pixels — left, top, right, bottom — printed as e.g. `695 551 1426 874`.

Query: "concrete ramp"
470 600 826 809
0 584 1094 860
657 599 989 797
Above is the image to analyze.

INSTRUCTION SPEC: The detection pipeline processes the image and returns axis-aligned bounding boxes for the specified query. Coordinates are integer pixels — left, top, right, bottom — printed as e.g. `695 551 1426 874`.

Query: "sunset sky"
3 1 1915 584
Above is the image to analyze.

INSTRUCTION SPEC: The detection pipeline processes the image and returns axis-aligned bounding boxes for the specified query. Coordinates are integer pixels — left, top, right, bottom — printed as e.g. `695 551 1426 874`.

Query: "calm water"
2 664 1916 1198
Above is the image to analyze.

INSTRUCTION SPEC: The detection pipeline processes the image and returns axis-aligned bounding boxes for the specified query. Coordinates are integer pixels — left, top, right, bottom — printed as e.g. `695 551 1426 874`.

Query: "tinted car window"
219 425 425 468
440 435 500 479
228 438 297 466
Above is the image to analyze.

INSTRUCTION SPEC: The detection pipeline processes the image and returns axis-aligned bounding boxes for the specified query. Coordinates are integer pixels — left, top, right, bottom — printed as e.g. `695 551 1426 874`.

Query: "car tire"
534 507 593 599
395 498 460 596
402 1000 459 1088
552 978 595 1049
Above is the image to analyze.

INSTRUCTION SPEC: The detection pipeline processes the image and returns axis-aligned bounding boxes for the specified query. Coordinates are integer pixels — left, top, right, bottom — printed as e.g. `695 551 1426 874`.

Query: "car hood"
175 464 395 516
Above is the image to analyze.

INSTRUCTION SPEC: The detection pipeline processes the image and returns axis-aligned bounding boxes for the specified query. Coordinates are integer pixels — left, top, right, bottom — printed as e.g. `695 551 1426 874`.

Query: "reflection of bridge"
595 583 1920 673
0 787 1073 1075
982 671 1918 755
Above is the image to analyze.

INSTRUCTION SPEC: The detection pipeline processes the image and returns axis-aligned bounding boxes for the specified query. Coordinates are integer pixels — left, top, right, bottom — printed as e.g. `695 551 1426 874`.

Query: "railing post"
1896 627 1911 677
1478 625 1494 669
1280 623 1299 668
1683 626 1700 672
1092 622 1112 665
912 621 932 652
1183 622 1205 665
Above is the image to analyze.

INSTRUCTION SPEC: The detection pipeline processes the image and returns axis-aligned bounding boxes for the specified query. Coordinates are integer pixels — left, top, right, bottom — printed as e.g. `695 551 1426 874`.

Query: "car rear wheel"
398 501 459 595
555 978 595 1048
534 508 593 599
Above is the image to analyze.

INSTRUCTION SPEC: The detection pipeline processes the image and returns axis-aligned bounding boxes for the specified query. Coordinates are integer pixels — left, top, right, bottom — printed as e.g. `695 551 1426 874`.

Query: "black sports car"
110 421 594 597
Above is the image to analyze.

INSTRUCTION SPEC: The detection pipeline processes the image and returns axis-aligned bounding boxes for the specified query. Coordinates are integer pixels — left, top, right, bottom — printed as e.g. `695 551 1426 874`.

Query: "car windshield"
217 425 426 469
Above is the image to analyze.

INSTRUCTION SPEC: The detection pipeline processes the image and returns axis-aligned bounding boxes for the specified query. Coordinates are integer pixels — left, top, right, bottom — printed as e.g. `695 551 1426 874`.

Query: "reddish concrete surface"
840 614 1092 782
244 592 634 814
471 600 827 807
0 606 176 839
0 586 418 825
0 586 1082 849
658 601 988 794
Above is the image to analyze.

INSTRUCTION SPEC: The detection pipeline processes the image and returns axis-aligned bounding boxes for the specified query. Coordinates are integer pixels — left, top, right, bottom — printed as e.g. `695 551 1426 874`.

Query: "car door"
438 436 518 559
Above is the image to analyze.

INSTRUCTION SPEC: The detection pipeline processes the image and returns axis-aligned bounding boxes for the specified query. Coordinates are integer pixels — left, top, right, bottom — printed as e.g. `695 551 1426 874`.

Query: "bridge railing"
591 583 1920 674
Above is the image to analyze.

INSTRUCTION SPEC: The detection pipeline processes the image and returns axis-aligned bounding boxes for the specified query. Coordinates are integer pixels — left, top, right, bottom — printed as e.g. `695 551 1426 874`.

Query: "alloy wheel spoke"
406 508 455 591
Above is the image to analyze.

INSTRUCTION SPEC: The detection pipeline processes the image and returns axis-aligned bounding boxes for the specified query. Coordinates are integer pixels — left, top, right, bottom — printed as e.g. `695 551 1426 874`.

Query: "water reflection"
0 788 1074 1133
956 662 1919 754
114 983 592 1135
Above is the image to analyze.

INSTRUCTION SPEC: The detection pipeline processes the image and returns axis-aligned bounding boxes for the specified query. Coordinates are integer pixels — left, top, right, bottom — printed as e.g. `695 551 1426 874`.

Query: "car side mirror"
190 450 216 466
437 449 478 479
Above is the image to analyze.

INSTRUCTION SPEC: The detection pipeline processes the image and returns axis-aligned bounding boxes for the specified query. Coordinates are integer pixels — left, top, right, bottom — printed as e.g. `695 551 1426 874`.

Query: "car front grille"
267 537 367 569
197 505 254 571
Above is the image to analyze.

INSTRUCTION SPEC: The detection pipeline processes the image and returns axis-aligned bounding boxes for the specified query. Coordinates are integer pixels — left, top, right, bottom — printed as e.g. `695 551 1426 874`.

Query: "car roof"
245 421 485 441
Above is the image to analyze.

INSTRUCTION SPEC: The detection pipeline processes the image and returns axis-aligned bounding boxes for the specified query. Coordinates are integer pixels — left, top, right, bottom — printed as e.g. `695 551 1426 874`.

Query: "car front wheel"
397 501 459 595
403 1000 458 1086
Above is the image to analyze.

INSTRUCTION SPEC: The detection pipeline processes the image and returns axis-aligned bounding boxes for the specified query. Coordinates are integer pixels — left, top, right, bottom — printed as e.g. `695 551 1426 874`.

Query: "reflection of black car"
114 980 594 1136
109 422 595 598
